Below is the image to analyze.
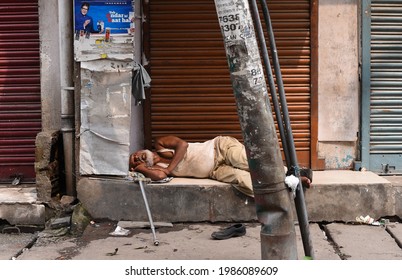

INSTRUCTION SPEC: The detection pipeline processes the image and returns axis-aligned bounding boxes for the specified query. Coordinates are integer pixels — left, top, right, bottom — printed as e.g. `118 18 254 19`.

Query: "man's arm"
154 135 188 174
134 163 168 181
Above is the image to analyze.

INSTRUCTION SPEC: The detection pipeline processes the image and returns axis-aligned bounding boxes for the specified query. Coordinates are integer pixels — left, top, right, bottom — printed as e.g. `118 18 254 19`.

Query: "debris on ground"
109 225 131 236
355 215 390 226
106 248 118 256
117 220 173 229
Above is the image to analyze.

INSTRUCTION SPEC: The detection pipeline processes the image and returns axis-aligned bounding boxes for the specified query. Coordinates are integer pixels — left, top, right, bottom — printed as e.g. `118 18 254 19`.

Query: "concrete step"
305 170 401 222
0 186 46 225
77 177 256 223
77 170 402 223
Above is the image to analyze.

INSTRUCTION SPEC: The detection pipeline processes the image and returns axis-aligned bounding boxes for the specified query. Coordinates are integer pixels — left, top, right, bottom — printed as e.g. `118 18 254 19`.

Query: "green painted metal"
361 0 402 174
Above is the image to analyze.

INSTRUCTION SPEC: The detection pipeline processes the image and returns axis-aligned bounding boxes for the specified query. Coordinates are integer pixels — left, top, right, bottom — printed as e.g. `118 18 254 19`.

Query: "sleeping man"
129 135 312 198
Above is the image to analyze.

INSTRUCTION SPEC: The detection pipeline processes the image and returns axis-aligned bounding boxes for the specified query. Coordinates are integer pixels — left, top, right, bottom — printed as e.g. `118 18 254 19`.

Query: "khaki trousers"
210 136 287 197
210 136 254 197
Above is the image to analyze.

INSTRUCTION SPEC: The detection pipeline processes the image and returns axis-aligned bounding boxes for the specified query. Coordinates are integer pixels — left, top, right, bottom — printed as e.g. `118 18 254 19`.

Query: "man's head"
81 2 90 15
129 149 157 170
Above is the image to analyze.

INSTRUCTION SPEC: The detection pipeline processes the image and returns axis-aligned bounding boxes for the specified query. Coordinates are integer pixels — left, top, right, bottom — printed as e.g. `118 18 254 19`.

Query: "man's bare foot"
301 176 311 188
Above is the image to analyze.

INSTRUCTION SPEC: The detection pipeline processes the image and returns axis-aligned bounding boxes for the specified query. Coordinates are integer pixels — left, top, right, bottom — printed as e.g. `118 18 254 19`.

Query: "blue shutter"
361 0 402 174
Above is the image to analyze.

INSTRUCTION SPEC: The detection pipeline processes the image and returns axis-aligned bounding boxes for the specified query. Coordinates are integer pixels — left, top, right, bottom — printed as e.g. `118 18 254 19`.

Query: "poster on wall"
74 0 135 61
74 0 134 35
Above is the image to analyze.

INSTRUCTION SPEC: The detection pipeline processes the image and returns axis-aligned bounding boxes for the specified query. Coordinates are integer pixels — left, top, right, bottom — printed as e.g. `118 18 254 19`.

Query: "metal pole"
138 179 159 246
259 0 314 259
248 0 291 167
214 0 297 259
59 0 76 196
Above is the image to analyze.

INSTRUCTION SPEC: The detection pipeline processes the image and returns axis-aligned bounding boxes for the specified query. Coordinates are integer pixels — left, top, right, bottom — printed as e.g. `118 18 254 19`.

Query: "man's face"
129 150 155 170
81 5 89 15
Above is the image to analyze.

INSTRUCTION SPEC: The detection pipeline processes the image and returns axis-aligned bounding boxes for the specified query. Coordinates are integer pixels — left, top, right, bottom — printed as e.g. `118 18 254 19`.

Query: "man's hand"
134 164 168 181
132 162 146 171
130 159 143 171
84 19 91 28
150 166 170 175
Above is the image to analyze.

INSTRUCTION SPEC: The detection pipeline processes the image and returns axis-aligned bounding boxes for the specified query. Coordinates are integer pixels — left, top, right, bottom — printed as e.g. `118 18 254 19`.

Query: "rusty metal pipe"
59 0 75 196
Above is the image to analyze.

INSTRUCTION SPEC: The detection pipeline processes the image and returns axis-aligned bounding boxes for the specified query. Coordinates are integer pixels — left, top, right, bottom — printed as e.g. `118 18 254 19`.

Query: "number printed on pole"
215 0 266 88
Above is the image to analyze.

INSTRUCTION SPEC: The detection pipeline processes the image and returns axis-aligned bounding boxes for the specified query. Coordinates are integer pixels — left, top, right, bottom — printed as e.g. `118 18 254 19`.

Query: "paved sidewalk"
1 221 401 260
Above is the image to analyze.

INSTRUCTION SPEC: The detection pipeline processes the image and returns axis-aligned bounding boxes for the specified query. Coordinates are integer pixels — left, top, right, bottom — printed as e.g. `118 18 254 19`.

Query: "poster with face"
74 0 135 61
74 0 134 35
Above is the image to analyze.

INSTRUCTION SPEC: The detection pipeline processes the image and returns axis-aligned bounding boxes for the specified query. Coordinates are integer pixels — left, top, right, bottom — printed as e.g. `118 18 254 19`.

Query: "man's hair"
81 2 90 9
142 149 155 166
131 149 155 167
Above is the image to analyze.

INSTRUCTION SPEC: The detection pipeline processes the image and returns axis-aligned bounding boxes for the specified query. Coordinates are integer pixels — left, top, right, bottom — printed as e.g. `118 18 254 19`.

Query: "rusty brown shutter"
146 0 311 166
0 0 41 183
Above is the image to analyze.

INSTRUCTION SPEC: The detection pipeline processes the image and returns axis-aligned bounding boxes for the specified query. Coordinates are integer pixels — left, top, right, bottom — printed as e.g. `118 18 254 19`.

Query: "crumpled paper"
285 175 299 198
356 215 381 226
109 226 131 236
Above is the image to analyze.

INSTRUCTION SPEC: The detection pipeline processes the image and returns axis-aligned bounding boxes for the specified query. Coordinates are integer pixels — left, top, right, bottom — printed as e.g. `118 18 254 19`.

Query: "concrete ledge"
0 204 45 225
77 177 257 223
0 187 38 203
77 171 399 223
383 175 402 218
0 187 46 225
305 171 394 222
395 186 402 218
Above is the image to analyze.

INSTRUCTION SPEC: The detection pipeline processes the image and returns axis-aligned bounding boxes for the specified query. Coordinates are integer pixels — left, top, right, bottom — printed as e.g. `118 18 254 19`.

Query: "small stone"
49 216 71 229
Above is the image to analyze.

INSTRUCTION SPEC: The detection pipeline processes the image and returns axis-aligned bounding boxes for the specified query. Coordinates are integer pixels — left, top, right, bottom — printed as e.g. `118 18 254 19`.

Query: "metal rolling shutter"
370 1 402 155
146 0 311 166
0 1 41 183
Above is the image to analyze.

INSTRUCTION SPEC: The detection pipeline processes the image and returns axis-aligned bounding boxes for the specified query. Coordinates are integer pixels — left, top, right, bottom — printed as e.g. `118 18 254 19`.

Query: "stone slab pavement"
325 223 402 260
1 221 401 261
0 232 37 260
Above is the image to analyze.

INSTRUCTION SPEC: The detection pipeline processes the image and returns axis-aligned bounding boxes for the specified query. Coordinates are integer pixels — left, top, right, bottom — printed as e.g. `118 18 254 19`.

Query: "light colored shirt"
157 138 216 178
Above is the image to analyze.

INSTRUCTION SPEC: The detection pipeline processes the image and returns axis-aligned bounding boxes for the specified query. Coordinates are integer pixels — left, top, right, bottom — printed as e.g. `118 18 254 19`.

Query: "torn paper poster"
79 60 132 175
74 35 134 62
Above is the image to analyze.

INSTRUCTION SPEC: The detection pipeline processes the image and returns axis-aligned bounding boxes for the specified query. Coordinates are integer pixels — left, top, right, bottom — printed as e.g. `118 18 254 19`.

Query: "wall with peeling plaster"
318 0 360 169
318 142 357 169
39 0 61 132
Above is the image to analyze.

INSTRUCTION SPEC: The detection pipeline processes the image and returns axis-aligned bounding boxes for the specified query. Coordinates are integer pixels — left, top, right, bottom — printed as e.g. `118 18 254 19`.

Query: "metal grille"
0 1 41 183
146 0 311 165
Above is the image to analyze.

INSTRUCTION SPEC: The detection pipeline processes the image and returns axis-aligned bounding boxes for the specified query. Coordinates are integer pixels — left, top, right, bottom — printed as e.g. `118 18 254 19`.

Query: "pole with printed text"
214 0 298 259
